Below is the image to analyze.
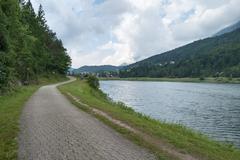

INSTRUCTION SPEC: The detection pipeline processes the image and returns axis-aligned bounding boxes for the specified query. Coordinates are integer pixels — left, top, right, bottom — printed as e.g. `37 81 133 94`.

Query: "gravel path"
18 78 156 160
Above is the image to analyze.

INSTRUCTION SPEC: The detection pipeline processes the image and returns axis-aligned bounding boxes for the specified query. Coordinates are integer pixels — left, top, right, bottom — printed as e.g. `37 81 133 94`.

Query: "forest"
0 0 71 94
120 28 240 78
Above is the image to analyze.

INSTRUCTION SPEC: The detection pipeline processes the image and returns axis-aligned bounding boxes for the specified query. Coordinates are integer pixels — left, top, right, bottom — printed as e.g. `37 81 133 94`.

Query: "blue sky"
93 0 105 5
31 0 240 68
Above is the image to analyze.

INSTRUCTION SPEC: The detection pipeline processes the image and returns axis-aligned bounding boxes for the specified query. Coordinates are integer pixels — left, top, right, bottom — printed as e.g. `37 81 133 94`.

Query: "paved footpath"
18 78 156 160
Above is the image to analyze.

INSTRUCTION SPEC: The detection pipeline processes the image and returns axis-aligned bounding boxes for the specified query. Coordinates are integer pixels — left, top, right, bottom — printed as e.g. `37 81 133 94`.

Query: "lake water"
100 80 240 147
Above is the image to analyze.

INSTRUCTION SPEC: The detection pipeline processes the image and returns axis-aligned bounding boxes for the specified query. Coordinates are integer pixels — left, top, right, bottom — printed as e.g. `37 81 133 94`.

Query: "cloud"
31 0 240 68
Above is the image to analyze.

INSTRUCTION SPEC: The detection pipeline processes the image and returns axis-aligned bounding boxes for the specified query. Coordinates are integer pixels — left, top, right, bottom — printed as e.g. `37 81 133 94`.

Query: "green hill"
120 28 240 78
73 65 122 74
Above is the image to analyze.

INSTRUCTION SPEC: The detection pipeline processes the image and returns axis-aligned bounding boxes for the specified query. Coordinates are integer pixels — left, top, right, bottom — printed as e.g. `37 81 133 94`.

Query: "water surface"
100 80 240 147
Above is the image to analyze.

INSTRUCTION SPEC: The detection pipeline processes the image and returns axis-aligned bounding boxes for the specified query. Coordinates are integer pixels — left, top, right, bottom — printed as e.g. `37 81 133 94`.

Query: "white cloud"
31 0 240 68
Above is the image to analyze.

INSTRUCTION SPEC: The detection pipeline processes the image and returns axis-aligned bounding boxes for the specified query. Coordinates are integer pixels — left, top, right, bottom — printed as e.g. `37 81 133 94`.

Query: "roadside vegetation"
99 77 240 84
0 1 70 156
59 78 240 160
0 75 68 160
0 0 71 94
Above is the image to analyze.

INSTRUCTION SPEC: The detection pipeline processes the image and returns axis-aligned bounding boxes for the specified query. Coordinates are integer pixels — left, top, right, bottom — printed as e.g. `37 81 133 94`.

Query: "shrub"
199 76 205 80
87 75 99 89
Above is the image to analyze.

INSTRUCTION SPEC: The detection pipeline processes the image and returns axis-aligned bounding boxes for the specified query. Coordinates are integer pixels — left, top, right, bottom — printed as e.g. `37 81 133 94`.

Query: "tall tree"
0 0 71 94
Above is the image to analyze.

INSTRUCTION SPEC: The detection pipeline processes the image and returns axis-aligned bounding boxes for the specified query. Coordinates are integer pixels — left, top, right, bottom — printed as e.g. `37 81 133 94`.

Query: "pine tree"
0 0 71 94
37 4 47 29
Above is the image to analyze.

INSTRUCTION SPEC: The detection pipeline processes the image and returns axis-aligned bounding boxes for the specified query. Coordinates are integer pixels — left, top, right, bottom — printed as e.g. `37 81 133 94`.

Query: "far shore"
99 77 240 84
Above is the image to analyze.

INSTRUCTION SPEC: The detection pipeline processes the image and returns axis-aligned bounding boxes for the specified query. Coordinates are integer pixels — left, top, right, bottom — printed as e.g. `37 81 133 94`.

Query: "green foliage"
120 29 240 78
0 85 39 160
199 76 205 81
0 75 68 160
87 75 99 89
0 0 71 94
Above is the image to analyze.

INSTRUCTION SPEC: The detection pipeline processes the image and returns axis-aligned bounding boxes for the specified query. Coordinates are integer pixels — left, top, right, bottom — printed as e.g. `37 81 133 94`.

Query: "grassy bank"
59 79 240 160
99 77 240 84
0 75 68 160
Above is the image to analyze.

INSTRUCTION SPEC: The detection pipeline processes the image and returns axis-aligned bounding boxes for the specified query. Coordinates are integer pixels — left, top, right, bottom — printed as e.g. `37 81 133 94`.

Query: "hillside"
214 20 240 36
120 29 240 78
73 65 122 74
0 1 71 94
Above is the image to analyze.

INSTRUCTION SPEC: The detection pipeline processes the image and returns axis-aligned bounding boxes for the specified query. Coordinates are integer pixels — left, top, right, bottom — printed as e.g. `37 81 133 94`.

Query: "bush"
87 75 99 89
199 76 205 80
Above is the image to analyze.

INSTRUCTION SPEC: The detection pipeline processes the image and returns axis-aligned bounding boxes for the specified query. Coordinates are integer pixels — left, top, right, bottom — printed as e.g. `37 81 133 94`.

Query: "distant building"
170 61 175 64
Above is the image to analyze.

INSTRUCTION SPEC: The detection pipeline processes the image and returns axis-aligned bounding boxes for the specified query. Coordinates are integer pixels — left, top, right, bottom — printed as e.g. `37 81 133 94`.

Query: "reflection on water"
100 80 240 147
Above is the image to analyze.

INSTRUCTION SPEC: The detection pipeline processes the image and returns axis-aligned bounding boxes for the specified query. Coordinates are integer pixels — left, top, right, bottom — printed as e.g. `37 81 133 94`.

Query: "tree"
37 4 47 29
87 75 99 89
0 0 71 94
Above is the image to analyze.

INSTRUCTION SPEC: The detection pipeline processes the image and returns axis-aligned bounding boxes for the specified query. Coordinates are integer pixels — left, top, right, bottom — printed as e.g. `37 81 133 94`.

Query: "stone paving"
18 78 156 160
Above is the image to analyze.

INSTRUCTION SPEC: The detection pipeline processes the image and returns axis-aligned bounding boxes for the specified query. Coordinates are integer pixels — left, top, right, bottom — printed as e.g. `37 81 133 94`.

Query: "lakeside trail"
66 93 198 160
18 77 156 160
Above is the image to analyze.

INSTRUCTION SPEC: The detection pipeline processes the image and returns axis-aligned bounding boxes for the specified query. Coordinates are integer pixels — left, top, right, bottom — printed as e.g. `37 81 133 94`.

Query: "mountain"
120 28 240 78
68 67 75 74
73 65 123 74
214 20 240 36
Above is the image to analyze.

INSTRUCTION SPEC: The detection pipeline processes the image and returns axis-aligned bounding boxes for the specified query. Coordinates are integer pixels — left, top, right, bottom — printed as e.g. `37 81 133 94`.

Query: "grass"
99 77 240 84
59 79 240 160
0 75 68 160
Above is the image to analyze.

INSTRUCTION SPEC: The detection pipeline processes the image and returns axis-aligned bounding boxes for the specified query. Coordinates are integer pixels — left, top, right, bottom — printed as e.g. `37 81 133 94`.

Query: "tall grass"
0 75 68 160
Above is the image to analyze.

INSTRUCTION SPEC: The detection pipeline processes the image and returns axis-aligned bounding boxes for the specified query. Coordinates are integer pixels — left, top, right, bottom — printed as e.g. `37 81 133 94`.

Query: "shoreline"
99 77 240 84
59 79 240 160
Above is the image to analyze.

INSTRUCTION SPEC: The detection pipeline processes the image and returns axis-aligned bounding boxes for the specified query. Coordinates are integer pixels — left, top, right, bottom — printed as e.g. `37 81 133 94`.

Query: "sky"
31 0 240 68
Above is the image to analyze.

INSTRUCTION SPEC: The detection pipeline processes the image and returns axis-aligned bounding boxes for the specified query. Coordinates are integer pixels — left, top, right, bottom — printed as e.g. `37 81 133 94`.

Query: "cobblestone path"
18 78 156 160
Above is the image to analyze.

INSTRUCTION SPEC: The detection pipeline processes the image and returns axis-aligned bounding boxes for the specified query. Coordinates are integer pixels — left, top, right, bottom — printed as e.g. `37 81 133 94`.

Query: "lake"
100 80 240 147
